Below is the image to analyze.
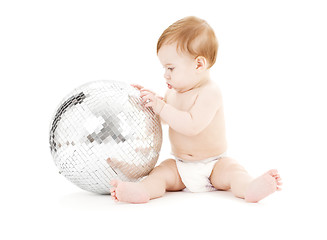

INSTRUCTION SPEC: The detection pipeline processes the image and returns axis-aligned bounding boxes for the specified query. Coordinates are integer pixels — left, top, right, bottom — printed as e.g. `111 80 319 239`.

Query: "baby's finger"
131 84 144 90
145 101 154 108
141 96 151 104
140 92 154 101
140 88 155 95
140 91 154 98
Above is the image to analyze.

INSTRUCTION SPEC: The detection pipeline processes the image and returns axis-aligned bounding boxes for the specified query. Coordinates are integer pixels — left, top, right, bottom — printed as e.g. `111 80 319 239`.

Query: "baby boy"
109 16 282 203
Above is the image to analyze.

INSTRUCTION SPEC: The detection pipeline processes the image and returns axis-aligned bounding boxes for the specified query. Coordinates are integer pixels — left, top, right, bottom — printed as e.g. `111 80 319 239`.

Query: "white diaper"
175 152 226 193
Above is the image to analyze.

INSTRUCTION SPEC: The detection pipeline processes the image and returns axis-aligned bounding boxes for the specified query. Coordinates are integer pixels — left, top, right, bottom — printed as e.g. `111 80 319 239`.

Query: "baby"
109 16 282 203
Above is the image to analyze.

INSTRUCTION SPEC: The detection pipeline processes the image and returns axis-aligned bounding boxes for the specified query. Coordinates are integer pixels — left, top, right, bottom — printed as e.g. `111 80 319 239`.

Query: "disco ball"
49 80 162 194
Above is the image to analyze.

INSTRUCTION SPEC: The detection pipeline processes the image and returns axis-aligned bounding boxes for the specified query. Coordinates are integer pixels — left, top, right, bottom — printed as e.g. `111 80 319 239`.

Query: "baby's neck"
176 71 211 94
192 71 211 89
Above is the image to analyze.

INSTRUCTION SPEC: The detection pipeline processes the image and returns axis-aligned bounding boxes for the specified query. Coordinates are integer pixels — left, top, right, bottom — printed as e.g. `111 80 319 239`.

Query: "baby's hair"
157 16 218 69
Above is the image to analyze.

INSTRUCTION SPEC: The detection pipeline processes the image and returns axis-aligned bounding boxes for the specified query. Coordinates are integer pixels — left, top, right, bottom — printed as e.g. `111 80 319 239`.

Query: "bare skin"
109 43 282 203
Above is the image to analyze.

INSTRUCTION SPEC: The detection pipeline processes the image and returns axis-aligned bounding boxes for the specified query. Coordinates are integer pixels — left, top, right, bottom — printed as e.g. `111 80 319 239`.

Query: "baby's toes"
273 172 280 178
110 187 117 197
276 176 282 191
269 170 282 182
269 169 279 177
111 191 118 201
274 173 282 183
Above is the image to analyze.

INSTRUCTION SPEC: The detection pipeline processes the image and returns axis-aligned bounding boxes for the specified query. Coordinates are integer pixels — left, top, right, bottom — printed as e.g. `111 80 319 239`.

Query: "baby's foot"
245 169 282 203
110 179 150 204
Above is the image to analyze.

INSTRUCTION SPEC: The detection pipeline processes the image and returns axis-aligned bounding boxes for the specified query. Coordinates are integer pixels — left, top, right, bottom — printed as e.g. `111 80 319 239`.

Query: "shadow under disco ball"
49 80 162 194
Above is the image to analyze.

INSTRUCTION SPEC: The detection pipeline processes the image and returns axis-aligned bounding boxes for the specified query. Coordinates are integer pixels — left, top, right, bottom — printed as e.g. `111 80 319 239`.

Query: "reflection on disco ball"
49 80 162 194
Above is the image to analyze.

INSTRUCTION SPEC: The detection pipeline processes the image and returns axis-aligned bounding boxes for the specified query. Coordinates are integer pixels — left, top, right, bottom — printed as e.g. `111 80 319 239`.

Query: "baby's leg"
209 157 282 202
110 159 185 203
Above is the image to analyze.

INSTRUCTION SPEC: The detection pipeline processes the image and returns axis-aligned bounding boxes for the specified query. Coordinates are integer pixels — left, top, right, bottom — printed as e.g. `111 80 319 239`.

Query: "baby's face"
158 43 199 93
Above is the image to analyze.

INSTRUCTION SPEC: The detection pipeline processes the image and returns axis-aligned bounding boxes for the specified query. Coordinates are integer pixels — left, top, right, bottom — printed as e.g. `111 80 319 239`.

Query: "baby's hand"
140 88 165 115
131 84 165 114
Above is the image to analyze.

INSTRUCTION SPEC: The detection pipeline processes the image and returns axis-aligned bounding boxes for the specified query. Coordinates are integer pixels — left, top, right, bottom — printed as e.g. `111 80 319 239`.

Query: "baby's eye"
168 67 175 71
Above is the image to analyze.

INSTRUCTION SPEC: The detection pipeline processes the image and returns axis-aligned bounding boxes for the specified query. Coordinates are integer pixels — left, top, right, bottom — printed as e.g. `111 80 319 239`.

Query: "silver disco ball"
49 80 162 194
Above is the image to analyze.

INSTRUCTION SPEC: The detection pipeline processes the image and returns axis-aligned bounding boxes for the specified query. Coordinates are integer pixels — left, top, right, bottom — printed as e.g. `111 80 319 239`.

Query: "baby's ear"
195 56 207 70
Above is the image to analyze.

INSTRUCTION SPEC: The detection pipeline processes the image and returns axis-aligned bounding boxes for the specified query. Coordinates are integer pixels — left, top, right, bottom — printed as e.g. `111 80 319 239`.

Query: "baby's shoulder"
199 82 222 99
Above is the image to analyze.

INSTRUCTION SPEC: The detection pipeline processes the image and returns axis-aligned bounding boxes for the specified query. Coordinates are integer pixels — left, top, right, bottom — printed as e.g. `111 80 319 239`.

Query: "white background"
1 0 326 239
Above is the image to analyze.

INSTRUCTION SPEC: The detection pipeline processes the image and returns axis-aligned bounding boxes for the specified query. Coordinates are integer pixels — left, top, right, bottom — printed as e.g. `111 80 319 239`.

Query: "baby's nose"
164 71 170 80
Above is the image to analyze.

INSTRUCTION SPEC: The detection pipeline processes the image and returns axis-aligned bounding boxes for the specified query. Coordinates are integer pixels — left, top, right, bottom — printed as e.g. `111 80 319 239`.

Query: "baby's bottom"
110 157 282 203
175 154 226 192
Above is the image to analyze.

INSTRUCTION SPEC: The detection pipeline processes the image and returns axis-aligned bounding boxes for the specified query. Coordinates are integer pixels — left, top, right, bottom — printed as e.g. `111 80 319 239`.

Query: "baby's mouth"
167 83 172 89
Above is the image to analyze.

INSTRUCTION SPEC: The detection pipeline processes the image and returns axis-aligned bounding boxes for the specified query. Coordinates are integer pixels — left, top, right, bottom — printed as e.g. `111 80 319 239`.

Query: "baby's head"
157 16 218 92
157 16 218 69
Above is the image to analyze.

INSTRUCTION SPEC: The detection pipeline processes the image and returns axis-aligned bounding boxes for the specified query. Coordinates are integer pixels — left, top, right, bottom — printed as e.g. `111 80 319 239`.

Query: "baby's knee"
157 159 185 191
219 157 246 172
228 163 247 174
157 159 178 174
149 159 176 177
160 158 177 168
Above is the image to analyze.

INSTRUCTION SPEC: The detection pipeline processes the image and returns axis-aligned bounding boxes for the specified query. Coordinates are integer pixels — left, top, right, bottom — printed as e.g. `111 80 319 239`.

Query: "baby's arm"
140 86 221 136
160 91 169 125
160 87 221 136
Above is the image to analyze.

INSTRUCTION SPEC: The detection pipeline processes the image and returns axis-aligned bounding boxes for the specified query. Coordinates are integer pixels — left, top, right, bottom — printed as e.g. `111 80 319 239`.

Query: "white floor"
2 160 325 240
1 1 326 239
